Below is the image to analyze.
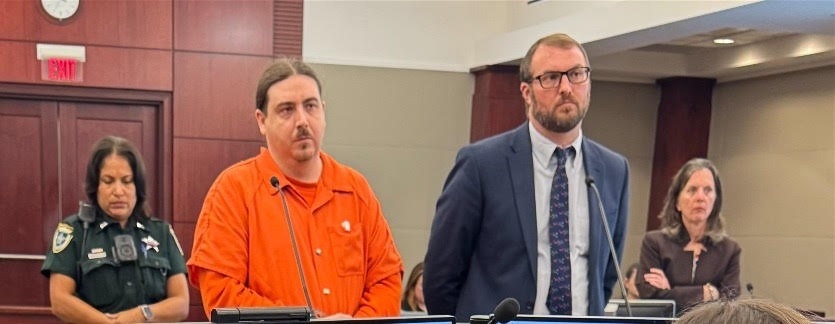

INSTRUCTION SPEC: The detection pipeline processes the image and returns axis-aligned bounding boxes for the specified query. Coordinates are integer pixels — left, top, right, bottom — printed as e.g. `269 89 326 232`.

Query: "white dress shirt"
529 122 590 316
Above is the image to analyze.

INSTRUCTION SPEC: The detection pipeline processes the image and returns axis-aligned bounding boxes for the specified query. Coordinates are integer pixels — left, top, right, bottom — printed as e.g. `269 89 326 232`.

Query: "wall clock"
41 0 80 22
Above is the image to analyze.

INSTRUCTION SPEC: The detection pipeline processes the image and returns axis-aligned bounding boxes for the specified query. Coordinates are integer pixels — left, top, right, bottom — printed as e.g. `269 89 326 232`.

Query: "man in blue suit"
424 33 629 322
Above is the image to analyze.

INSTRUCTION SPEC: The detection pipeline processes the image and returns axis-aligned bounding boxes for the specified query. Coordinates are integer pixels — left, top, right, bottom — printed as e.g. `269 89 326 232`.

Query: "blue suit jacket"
424 123 630 321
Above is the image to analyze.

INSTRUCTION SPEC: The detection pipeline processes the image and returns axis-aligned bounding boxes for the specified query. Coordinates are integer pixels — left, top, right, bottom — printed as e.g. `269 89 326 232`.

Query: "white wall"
710 66 835 315
312 63 473 274
583 81 660 269
304 1 505 72
303 0 755 71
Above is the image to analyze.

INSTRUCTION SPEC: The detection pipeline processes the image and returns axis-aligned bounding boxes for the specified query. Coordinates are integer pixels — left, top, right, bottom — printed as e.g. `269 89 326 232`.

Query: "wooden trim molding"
0 306 53 316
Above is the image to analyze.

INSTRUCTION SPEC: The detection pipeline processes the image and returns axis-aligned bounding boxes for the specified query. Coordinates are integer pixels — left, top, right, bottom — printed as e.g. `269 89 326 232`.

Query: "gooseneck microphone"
746 283 754 297
76 201 95 286
487 298 520 324
77 201 95 248
585 177 632 317
270 176 315 318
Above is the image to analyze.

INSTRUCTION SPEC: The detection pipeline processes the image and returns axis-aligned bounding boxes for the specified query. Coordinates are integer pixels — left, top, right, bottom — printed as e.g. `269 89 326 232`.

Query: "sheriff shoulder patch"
52 223 74 254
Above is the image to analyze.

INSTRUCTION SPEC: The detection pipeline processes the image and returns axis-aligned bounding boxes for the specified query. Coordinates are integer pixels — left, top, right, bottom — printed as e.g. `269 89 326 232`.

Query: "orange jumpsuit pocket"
328 227 364 277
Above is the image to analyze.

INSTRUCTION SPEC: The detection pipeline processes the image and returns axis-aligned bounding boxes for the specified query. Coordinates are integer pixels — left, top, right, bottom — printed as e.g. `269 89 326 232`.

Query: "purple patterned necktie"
547 147 573 315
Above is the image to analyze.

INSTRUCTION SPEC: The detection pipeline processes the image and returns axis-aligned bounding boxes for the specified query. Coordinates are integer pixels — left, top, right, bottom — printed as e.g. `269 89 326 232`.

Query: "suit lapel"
508 124 538 281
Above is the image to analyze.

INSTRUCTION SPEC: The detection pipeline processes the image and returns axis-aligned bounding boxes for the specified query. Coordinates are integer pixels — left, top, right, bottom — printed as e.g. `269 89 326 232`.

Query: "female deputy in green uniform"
41 136 189 323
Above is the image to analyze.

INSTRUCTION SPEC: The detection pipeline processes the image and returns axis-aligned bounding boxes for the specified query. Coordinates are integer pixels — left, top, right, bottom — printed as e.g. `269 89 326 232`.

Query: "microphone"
585 177 632 317
211 306 311 323
746 283 754 297
486 297 520 324
78 201 95 224
77 201 95 254
77 201 96 286
270 176 316 318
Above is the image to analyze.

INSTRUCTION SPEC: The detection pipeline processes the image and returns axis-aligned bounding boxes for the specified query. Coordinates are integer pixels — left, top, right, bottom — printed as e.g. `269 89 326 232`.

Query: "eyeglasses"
530 67 591 89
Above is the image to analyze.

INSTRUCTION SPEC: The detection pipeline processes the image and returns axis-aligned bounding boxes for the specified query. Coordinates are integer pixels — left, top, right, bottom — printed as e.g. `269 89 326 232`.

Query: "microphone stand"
271 177 316 318
586 178 632 317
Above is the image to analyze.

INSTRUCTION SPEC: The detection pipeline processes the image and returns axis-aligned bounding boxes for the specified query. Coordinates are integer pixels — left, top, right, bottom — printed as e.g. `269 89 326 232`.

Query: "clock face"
41 0 80 21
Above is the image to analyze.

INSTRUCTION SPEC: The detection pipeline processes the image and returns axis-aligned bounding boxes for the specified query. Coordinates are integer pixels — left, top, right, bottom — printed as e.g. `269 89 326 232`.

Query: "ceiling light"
713 38 735 45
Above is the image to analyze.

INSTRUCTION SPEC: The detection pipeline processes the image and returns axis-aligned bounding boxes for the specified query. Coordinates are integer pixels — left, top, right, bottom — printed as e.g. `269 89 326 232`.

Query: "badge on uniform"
52 223 74 254
141 235 160 253
87 247 107 260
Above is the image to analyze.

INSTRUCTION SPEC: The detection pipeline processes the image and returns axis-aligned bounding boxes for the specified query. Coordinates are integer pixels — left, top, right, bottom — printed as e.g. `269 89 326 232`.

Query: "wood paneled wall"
0 0 304 320
646 77 715 230
470 65 526 142
0 0 172 48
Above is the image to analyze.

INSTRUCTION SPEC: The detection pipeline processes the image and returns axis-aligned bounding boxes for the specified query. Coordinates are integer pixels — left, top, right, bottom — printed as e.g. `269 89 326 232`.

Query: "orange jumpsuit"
188 148 403 318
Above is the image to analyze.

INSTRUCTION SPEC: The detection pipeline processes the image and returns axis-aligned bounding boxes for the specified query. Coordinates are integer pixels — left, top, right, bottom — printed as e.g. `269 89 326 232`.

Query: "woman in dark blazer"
637 158 741 314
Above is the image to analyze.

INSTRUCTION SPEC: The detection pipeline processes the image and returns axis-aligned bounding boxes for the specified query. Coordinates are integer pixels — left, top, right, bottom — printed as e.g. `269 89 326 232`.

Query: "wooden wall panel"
0 261 49 307
174 0 273 55
0 41 172 91
646 77 714 230
0 100 58 254
0 0 171 49
173 52 271 139
0 41 40 84
0 1 27 39
0 309 57 324
58 102 160 218
77 46 173 91
172 138 263 224
0 98 58 321
470 65 526 142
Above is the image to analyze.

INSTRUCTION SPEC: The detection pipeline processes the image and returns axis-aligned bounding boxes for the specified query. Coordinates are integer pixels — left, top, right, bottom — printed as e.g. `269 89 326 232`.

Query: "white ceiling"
542 1 835 83
303 0 833 84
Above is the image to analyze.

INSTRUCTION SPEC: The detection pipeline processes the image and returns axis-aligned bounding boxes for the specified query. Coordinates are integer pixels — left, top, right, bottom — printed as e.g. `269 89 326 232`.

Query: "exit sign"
36 43 86 83
48 58 78 81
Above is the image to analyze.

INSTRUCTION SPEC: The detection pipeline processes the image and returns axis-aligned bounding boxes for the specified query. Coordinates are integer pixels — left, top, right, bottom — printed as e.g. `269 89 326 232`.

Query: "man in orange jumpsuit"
188 59 403 319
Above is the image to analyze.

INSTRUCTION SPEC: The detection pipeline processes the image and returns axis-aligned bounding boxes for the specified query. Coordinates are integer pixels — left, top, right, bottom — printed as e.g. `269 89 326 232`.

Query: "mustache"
555 93 578 107
295 126 312 140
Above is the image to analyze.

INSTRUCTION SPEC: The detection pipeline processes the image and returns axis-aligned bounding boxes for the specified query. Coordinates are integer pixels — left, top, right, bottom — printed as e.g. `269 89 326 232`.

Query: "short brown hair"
519 33 589 83
676 299 816 324
659 158 726 243
255 58 322 112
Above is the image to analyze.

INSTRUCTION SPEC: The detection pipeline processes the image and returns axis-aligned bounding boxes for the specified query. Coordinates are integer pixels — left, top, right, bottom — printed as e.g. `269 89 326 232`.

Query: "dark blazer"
424 123 630 321
636 230 741 314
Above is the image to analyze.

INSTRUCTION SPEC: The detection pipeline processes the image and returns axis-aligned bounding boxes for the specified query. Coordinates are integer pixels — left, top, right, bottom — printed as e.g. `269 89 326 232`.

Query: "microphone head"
78 201 95 223
270 176 280 188
492 297 520 324
585 177 595 185
746 283 754 293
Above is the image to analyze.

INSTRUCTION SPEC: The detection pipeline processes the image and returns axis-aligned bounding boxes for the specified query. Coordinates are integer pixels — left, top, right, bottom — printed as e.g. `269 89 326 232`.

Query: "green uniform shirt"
41 213 187 314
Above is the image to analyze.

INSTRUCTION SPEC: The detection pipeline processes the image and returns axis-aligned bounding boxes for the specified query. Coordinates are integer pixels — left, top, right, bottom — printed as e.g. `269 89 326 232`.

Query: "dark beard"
529 89 587 133
532 103 585 133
